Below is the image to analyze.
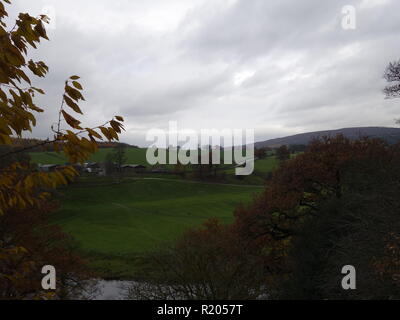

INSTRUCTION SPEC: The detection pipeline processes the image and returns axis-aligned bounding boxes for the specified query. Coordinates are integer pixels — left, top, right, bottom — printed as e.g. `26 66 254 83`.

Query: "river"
92 280 136 300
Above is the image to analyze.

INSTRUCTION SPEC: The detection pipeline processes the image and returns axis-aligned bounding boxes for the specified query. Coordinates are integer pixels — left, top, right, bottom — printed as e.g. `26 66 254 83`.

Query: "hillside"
255 127 400 148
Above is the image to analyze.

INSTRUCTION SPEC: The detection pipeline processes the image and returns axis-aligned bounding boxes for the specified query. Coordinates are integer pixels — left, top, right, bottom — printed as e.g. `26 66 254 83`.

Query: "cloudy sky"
7 0 400 146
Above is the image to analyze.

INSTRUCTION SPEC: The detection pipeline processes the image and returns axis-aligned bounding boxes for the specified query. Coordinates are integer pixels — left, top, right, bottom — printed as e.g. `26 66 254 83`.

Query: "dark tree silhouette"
384 60 400 99
383 60 400 125
276 145 290 162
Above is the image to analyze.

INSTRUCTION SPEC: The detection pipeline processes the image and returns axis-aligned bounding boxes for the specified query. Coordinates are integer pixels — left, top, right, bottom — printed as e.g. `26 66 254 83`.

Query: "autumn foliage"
0 201 95 299
128 219 266 300
127 135 400 299
233 135 400 298
0 0 124 299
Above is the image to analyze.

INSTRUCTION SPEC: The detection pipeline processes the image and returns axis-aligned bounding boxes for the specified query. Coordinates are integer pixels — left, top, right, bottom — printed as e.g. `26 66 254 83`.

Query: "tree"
276 145 290 162
104 153 116 176
280 158 400 299
233 135 400 298
0 0 124 299
255 147 268 159
288 144 307 154
105 143 127 179
125 219 266 300
384 60 400 99
111 143 127 173
0 201 98 299
384 60 400 124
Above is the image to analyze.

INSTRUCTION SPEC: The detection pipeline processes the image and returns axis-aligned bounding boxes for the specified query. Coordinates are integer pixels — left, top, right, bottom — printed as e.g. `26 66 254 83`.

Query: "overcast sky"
7 0 400 146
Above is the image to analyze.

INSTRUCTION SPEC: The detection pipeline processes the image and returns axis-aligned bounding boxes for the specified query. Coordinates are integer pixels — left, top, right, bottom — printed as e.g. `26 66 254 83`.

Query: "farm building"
121 164 146 173
84 162 103 174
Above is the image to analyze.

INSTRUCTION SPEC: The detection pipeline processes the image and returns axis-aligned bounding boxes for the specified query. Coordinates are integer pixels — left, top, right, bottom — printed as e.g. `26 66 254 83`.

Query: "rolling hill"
255 127 400 149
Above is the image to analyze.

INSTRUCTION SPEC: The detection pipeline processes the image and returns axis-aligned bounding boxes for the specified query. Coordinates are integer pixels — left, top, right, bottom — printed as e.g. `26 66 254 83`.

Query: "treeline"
8 137 135 152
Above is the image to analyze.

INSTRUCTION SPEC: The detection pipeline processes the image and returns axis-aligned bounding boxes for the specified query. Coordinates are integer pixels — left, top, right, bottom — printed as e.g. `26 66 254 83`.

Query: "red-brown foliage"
0 201 93 299
234 135 400 278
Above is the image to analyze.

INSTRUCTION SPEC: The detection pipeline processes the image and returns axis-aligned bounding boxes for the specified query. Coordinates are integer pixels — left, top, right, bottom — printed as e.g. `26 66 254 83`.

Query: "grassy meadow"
29 147 280 277
29 147 279 176
54 177 262 278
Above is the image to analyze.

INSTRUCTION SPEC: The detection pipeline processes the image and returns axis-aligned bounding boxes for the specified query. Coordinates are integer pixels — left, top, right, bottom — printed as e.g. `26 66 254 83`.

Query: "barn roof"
121 164 146 168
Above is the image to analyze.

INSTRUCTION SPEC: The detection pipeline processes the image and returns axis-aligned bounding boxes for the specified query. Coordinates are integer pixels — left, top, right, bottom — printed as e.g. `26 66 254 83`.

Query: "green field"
41 148 280 277
30 147 149 165
30 148 280 187
30 147 279 175
254 157 278 172
54 177 262 278
223 156 278 177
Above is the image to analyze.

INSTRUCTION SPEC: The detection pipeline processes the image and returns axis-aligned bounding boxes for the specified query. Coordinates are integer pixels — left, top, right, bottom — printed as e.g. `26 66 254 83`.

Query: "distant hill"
255 127 400 149
8 137 134 152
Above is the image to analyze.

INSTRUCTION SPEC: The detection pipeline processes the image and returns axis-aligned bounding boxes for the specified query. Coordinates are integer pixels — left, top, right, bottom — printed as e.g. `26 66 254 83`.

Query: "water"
93 280 136 300
91 280 269 300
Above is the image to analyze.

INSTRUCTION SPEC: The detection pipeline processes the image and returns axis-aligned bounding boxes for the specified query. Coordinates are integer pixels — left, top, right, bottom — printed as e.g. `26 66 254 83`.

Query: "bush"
125 220 267 300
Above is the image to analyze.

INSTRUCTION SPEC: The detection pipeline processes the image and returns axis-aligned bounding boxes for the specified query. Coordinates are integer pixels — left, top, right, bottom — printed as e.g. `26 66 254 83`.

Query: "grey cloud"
5 0 400 146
